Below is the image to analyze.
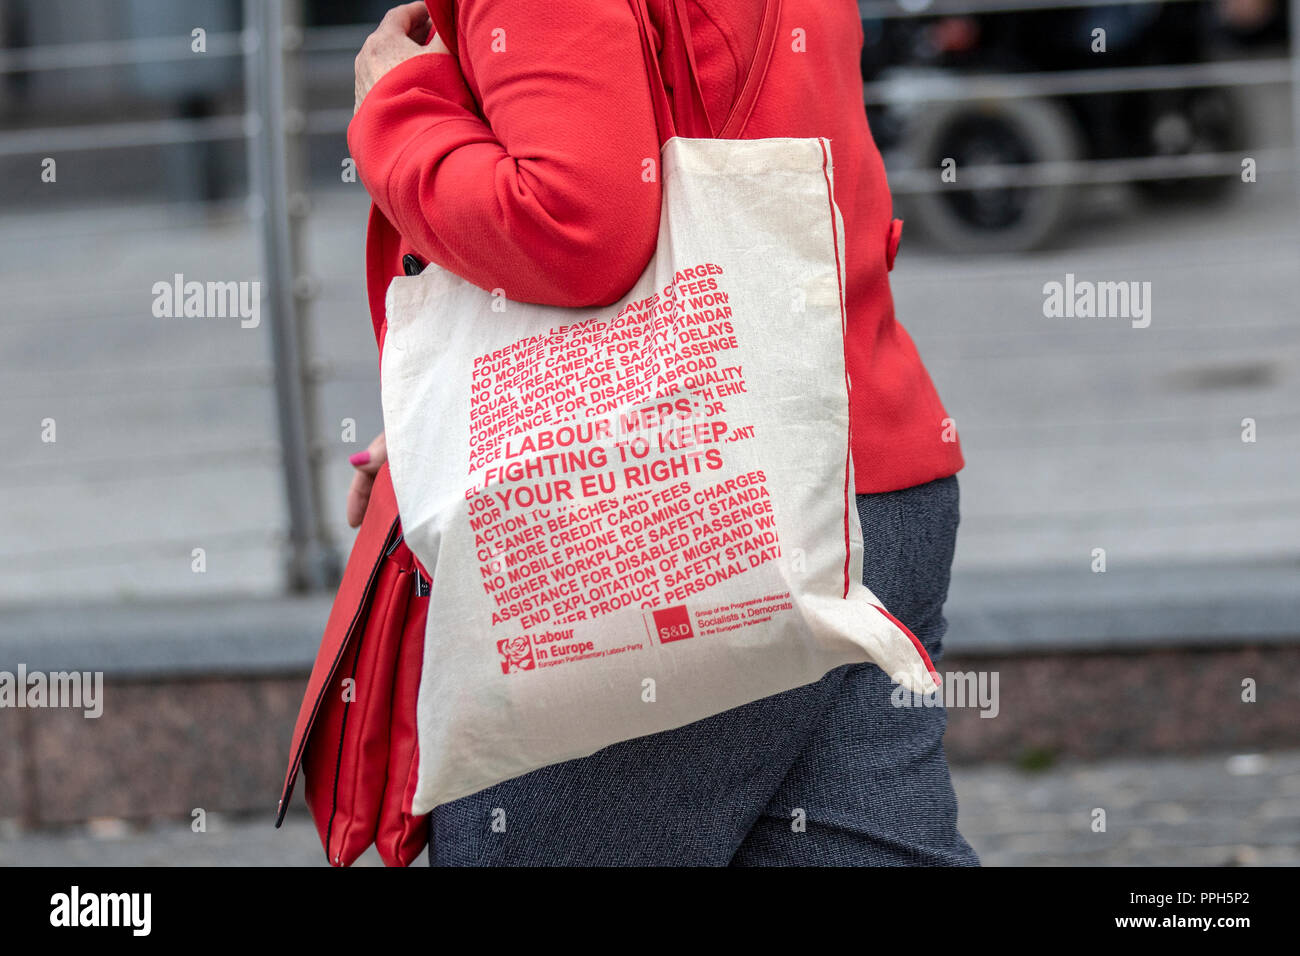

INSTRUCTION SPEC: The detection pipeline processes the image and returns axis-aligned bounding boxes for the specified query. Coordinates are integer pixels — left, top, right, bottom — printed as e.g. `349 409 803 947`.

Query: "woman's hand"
346 432 388 528
354 2 452 113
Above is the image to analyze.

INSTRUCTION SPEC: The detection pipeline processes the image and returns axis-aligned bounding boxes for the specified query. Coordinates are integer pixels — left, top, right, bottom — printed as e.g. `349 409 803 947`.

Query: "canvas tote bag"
381 0 940 814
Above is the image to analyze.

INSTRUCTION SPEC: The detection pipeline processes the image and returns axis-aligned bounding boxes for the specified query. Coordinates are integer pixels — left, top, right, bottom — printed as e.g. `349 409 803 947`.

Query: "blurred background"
0 0 1297 865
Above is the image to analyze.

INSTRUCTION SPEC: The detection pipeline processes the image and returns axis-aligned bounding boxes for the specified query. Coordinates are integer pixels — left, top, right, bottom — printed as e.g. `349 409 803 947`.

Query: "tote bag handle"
629 0 782 145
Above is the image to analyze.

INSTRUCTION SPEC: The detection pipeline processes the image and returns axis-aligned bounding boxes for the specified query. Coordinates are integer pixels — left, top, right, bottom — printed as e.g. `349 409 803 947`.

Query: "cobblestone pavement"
2 750 1296 866
953 751 1300 867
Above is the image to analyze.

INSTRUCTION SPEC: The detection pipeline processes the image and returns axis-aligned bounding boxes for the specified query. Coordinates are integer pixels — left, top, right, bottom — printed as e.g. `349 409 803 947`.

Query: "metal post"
1292 0 1300 211
243 0 338 591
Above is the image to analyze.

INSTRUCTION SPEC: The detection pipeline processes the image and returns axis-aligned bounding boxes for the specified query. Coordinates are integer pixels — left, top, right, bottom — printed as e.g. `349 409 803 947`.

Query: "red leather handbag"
276 463 430 866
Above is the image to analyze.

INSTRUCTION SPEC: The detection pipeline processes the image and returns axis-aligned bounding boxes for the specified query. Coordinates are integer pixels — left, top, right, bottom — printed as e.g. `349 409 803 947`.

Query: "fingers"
369 431 388 468
356 4 442 112
348 432 388 476
410 18 434 46
345 433 388 526
380 1 432 39
346 469 375 529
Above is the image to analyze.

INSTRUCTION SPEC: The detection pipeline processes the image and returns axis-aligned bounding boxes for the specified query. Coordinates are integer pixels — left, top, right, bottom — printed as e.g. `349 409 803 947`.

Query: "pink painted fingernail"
349 450 371 467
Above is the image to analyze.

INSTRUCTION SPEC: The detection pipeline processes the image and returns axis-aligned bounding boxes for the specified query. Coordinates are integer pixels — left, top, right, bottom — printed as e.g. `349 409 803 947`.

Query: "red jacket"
348 0 963 495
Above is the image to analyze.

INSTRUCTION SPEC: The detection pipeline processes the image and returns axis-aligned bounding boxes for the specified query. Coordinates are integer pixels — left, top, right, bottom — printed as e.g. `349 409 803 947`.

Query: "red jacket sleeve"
347 0 663 307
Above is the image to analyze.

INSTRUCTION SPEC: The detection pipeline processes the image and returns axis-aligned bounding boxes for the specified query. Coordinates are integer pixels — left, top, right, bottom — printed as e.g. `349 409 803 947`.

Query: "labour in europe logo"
497 636 535 673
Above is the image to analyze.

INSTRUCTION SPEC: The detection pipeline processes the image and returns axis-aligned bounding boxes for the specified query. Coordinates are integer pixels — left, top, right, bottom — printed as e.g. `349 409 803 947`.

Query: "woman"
344 0 974 865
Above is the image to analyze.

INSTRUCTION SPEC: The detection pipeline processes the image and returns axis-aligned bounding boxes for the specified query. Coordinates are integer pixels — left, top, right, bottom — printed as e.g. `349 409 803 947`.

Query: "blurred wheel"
1134 88 1245 202
903 97 1083 253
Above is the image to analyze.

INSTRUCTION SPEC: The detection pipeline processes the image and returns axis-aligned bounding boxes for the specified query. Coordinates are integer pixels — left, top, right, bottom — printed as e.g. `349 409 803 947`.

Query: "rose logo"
497 636 535 674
